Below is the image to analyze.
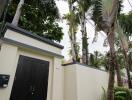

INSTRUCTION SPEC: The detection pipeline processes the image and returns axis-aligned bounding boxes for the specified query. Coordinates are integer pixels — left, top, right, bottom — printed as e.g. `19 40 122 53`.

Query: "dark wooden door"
10 55 49 100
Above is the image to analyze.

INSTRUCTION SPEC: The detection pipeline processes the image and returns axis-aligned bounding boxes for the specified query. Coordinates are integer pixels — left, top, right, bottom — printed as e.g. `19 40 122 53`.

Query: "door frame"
11 50 54 100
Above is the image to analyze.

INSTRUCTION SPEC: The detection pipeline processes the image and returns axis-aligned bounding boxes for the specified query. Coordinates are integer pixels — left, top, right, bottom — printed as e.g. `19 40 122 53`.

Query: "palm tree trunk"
73 32 79 62
107 49 123 87
128 52 132 71
107 28 116 100
81 12 88 64
85 27 89 64
126 67 132 88
12 0 24 26
120 37 132 88
70 37 77 62
115 58 123 86
68 2 78 62
123 50 132 88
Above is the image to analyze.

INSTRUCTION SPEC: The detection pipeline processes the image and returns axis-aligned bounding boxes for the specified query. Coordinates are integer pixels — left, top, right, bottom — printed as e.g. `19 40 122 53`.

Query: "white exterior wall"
0 44 18 100
76 64 109 100
64 64 109 100
64 65 77 100
52 58 64 100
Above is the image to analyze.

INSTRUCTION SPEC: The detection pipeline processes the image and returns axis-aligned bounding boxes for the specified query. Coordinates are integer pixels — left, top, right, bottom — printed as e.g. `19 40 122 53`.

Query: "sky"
55 0 132 60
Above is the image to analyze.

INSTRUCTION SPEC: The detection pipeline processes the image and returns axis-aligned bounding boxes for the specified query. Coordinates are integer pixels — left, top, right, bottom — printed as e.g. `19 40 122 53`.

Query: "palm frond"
115 21 129 52
102 0 113 17
101 0 119 27
92 0 121 32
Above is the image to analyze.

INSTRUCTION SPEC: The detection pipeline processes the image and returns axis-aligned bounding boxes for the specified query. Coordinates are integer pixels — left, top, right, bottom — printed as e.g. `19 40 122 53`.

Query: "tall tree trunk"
0 0 11 35
70 36 77 62
0 0 8 19
115 57 123 86
107 28 116 100
107 51 123 87
73 32 79 62
85 27 89 64
81 12 88 64
128 52 132 71
12 0 24 26
123 50 132 88
120 37 132 88
68 2 78 62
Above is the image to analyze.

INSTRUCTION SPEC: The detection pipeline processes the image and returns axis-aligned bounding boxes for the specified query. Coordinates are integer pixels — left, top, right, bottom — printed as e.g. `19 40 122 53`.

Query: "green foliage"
114 87 132 100
92 0 103 31
2 0 64 42
63 11 79 35
63 0 81 62
77 0 92 13
116 50 126 69
89 51 106 69
92 0 123 32
101 87 132 100
119 13 132 39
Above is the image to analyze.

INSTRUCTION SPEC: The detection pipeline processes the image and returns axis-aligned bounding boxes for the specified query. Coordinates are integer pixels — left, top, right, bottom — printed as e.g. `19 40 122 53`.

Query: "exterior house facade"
0 23 109 100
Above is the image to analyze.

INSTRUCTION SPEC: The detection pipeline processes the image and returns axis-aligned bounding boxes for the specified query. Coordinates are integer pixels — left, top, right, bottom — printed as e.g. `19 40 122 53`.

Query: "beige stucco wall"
4 29 61 55
64 64 109 100
76 64 109 100
64 65 77 100
0 29 64 100
0 43 18 100
52 58 64 100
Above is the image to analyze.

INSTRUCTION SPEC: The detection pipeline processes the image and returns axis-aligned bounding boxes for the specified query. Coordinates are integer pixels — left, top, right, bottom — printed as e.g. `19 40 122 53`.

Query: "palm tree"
116 21 132 88
68 42 80 61
63 0 80 62
118 13 132 88
76 0 92 65
92 0 120 100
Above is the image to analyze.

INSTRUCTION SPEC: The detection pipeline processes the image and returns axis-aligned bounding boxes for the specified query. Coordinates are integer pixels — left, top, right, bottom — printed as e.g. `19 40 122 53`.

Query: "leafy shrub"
114 87 132 100
101 87 132 100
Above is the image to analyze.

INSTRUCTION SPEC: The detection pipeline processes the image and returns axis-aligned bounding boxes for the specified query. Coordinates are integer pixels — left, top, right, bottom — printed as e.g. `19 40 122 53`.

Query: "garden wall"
64 63 109 100
0 23 64 100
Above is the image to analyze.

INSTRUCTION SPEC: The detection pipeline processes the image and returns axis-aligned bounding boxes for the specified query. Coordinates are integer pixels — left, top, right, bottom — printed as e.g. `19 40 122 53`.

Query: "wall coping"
1 38 64 58
62 62 107 72
2 23 64 49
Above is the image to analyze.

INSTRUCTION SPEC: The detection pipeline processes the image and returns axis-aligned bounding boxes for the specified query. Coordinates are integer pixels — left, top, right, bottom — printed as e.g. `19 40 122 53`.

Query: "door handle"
30 86 35 94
